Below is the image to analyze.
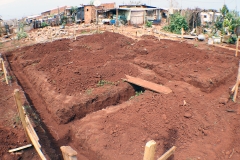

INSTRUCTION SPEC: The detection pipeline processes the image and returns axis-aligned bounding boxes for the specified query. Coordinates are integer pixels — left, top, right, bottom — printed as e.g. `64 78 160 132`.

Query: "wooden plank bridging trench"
123 75 172 94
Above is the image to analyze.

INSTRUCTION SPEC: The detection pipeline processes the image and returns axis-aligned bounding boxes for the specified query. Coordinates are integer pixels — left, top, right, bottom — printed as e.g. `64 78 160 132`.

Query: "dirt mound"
6 31 240 159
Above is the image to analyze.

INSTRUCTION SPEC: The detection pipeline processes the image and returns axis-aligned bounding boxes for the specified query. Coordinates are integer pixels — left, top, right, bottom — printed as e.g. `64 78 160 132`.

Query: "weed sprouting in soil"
97 80 119 87
0 71 4 76
2 76 12 82
13 115 21 125
129 91 144 100
194 44 198 47
85 88 94 95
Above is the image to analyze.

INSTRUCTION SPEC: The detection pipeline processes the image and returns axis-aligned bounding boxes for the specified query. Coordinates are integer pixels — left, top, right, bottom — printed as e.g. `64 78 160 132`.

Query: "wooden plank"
9 144 32 153
26 125 41 148
13 89 30 143
236 37 239 57
143 140 157 160
213 44 240 53
26 126 47 160
233 61 240 102
158 146 176 160
25 116 39 141
124 75 172 94
1 58 9 84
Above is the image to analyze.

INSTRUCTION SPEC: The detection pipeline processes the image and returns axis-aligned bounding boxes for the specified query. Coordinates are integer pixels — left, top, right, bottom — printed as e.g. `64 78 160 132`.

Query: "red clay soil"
4 31 240 160
0 75 39 159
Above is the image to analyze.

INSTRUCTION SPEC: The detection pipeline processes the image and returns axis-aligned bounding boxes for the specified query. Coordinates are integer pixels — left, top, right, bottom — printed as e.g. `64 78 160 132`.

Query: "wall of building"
84 5 96 24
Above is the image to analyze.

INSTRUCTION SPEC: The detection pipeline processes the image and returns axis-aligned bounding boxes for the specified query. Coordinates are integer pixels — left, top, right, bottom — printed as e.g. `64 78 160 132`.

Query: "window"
204 15 207 18
87 9 89 11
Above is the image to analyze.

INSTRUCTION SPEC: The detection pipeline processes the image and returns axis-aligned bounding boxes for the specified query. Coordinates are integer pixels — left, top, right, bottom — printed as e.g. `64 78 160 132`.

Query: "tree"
71 6 78 22
220 4 229 18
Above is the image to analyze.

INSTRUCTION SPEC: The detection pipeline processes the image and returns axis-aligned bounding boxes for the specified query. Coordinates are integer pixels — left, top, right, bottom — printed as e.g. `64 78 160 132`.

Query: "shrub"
17 32 28 40
163 13 189 34
227 34 237 44
41 22 49 28
146 21 152 28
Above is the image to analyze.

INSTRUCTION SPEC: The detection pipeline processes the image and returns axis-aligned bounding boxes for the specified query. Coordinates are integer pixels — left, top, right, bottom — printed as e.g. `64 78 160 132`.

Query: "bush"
41 22 49 28
146 21 152 28
17 32 28 40
163 13 189 34
227 34 237 44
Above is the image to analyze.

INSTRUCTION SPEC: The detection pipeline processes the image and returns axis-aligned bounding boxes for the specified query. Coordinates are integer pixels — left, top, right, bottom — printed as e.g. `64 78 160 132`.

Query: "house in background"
77 3 115 24
200 10 221 24
98 4 161 25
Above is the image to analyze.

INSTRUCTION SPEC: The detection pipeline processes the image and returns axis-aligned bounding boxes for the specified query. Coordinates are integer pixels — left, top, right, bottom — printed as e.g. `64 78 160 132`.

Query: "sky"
0 0 239 20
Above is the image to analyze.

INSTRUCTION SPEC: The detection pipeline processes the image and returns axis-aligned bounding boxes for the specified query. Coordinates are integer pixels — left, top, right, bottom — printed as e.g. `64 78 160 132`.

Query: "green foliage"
220 4 229 17
215 5 240 35
17 31 28 40
17 22 28 40
97 80 116 87
163 13 188 34
146 21 152 28
89 0 94 5
71 6 78 22
85 88 93 95
214 17 223 30
41 22 49 28
129 91 144 100
60 15 67 25
2 76 12 82
227 34 237 44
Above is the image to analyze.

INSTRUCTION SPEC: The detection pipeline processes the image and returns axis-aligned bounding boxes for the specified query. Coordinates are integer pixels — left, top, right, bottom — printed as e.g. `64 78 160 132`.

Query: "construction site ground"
1 25 240 160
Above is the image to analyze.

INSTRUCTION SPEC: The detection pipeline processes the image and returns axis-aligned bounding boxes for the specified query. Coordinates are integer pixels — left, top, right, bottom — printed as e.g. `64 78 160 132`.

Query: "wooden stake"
143 140 156 160
60 146 77 160
13 89 30 143
9 144 32 153
51 29 53 42
158 146 176 160
233 61 240 102
236 37 239 57
181 28 184 40
74 28 76 40
1 58 9 84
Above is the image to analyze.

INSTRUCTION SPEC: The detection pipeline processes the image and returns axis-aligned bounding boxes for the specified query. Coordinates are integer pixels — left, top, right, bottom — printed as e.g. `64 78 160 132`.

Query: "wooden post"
50 29 53 42
13 89 30 142
158 146 176 160
116 8 119 26
233 61 240 102
74 28 76 40
60 146 77 160
97 26 99 34
143 140 156 160
236 37 239 57
1 58 9 84
181 28 184 40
